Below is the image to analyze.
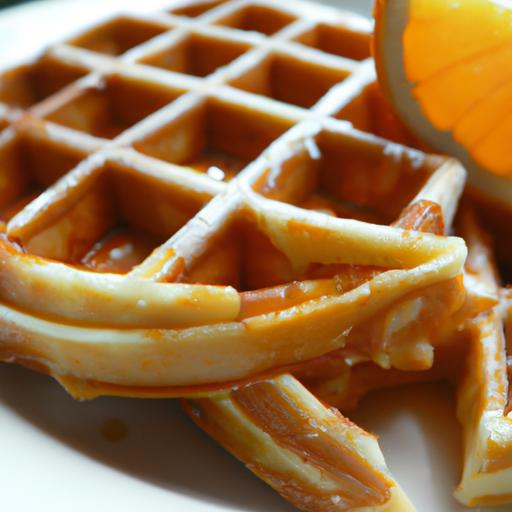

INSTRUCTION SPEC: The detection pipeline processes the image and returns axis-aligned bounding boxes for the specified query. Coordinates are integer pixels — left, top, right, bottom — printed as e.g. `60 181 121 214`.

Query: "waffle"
0 1 482 511
183 165 467 512
453 208 512 507
306 204 512 508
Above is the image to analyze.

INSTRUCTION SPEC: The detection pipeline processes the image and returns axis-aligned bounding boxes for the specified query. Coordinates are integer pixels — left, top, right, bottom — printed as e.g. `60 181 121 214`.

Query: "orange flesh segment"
404 0 512 176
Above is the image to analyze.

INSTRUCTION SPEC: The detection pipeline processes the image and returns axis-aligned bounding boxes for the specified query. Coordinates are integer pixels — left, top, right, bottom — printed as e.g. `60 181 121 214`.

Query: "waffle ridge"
0 2 488 511
0 0 470 388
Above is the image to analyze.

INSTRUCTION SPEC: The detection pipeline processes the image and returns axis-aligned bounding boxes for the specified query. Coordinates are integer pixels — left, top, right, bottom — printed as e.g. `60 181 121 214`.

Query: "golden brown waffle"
306 204 512 508
0 1 478 511
183 168 467 512
0 0 467 390
453 208 512 507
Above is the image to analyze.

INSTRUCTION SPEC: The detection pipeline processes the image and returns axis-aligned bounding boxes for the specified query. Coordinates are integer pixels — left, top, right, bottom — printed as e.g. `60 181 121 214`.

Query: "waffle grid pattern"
3 2 507 511
0 0 398 278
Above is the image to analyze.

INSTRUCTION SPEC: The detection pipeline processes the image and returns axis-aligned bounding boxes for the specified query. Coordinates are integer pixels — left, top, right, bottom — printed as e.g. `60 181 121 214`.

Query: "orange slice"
374 0 512 206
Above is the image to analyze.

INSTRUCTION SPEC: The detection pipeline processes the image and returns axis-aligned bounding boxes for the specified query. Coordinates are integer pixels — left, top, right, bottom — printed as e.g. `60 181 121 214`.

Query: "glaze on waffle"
306 204 512 508
0 1 486 511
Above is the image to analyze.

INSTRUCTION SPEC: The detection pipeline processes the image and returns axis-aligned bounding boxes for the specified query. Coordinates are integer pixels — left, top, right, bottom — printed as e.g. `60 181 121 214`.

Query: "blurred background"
0 0 373 68
0 0 35 7
0 0 373 12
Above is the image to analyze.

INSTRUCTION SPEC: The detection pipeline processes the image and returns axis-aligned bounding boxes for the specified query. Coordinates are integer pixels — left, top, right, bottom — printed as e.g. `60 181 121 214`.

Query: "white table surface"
0 2 498 512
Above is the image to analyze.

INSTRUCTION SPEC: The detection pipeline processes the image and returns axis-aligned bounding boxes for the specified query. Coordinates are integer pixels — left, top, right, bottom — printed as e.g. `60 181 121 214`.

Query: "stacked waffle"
0 0 510 510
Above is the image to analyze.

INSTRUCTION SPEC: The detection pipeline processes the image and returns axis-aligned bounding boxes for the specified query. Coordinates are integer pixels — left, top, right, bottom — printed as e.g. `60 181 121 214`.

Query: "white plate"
0 2 499 511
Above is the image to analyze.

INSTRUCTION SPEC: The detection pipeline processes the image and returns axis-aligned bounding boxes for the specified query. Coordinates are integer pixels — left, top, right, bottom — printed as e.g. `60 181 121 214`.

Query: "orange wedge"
374 0 512 206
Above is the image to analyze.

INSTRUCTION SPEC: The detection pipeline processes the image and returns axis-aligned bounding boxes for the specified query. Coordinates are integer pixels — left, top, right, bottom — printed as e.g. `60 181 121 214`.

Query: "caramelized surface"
179 214 391 293
462 190 512 285
170 0 226 18
140 33 251 78
134 97 292 179
231 381 391 507
81 227 161 273
392 199 444 234
0 130 86 222
215 5 296 36
184 376 399 512
231 53 350 108
336 82 419 147
253 131 437 225
68 16 168 56
17 160 213 270
0 56 87 109
296 22 371 61
0 2 493 511
46 76 180 139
